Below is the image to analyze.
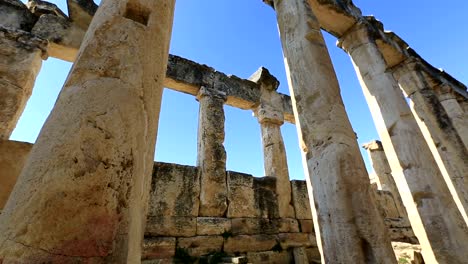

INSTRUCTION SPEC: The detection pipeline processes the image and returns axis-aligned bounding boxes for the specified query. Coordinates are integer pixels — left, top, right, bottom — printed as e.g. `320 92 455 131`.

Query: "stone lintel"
362 140 383 152
165 55 295 123
196 85 227 101
0 26 48 58
27 0 68 19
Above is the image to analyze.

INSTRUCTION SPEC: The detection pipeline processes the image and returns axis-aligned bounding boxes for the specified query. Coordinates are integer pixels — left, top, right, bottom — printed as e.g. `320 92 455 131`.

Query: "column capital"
337 21 375 54
254 103 284 125
362 140 384 151
197 85 227 101
249 67 280 92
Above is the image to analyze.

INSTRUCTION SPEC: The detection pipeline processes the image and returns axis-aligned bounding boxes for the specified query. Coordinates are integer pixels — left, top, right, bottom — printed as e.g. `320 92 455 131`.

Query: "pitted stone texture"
290 181 312 220
227 172 279 219
277 233 315 249
0 0 36 31
148 162 199 217
298 219 314 233
177 236 224 257
0 29 44 139
224 235 277 253
142 237 176 260
31 14 86 62
293 247 309 264
197 86 228 217
376 191 400 219
146 216 196 237
0 0 176 262
252 68 295 219
305 247 322 264
274 0 396 262
246 250 293 264
196 217 231 236
339 21 468 263
231 218 299 235
0 140 32 210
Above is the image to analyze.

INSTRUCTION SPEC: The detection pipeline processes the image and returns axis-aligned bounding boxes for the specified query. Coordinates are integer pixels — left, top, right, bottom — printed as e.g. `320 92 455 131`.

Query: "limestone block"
142 237 176 260
31 14 86 62
227 171 256 218
0 140 32 210
196 217 231 236
141 259 173 264
293 247 309 264
0 0 36 30
246 251 293 264
0 29 45 139
148 162 199 217
227 172 280 218
392 242 424 264
145 216 196 237
376 190 400 219
290 181 312 220
231 218 299 235
298 219 314 233
177 236 223 257
224 235 277 253
277 233 314 249
305 247 322 264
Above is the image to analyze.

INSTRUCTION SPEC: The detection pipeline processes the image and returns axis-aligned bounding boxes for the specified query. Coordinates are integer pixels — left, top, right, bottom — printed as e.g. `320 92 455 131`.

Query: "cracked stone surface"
339 21 468 263
273 0 396 262
0 0 175 262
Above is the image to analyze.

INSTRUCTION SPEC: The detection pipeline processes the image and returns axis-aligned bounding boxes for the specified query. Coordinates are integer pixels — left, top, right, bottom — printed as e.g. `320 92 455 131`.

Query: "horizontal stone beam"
164 55 295 123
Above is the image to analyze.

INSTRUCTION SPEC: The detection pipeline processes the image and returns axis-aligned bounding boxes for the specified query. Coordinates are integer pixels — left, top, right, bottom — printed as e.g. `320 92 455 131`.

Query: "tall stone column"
0 0 175 263
392 61 468 217
197 86 228 217
268 0 396 262
0 28 46 139
437 89 468 150
338 22 468 263
363 141 408 219
250 67 295 219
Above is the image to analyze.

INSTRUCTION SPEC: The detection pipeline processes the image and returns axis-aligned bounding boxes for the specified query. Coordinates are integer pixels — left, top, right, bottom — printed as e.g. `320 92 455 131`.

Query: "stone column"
269 0 396 262
392 61 468 217
0 0 175 263
363 141 408 219
250 67 295 219
0 28 46 139
437 88 468 150
338 22 468 263
197 86 228 217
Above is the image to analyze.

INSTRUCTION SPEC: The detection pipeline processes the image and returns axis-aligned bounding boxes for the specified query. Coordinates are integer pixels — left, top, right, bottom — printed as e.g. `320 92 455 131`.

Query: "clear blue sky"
13 0 468 180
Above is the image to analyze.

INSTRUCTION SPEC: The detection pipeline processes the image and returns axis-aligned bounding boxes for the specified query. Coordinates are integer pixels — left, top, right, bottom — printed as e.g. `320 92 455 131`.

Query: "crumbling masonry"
0 0 467 263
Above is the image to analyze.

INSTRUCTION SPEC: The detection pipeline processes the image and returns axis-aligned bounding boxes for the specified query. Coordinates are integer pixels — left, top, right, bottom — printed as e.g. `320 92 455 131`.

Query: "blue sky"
13 0 468 180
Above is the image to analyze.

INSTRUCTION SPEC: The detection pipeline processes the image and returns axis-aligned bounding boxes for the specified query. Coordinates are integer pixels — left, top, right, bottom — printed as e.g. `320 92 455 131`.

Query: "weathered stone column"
392 60 468 217
363 141 408 219
338 22 468 263
197 86 228 217
437 88 468 150
268 0 396 262
0 28 46 139
0 0 175 262
250 67 295 219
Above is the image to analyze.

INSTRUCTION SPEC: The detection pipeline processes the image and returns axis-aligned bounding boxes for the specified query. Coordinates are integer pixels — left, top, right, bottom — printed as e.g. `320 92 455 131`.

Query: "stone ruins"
0 0 467 263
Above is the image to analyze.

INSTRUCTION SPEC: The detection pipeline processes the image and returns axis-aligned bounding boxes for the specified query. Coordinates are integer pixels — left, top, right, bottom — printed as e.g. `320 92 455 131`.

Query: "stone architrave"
0 28 46 139
436 88 468 150
0 0 175 262
362 141 408 218
250 67 295 218
338 22 468 263
392 61 468 218
268 0 397 262
197 86 228 217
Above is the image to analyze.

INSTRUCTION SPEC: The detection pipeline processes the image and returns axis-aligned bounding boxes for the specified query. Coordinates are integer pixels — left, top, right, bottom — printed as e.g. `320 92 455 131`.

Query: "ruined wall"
142 162 417 263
